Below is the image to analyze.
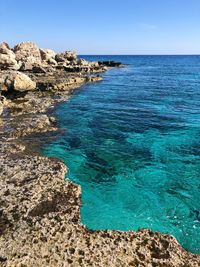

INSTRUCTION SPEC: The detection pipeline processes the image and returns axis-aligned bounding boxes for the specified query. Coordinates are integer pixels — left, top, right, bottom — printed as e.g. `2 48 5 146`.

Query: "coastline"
0 42 200 266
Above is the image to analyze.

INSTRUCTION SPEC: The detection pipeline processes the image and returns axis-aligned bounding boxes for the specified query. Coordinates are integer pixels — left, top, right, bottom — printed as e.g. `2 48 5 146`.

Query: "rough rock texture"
0 71 36 92
0 141 200 267
0 41 109 74
40 48 56 60
13 72 36 91
56 51 77 62
14 41 42 65
0 43 19 70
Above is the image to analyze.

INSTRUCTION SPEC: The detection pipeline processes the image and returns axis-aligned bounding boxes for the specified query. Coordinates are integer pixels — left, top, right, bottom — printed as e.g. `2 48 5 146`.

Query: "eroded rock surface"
0 141 200 267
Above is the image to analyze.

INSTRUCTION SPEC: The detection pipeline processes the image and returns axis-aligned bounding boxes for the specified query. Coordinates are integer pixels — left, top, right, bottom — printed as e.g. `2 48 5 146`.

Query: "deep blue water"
42 55 200 253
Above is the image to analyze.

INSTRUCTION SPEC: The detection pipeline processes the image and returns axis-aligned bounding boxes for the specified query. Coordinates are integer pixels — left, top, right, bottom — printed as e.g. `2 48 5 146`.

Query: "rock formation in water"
0 41 108 96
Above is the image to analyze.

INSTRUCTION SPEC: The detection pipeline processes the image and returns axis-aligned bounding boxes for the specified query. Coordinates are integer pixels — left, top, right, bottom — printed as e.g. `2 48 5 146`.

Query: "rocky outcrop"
14 41 42 66
55 50 77 62
0 41 114 75
40 48 56 61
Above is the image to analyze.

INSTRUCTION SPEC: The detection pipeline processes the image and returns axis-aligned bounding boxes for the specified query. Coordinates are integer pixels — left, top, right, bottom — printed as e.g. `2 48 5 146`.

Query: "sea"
42 55 200 253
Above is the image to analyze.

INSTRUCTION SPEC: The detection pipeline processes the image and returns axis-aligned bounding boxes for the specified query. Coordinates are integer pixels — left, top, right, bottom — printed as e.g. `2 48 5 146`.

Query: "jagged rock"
0 43 20 70
0 43 14 57
14 42 41 65
0 42 10 51
40 48 56 61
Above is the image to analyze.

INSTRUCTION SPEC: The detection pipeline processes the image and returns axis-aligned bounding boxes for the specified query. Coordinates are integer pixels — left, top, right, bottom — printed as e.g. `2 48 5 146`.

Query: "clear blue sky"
1 0 200 55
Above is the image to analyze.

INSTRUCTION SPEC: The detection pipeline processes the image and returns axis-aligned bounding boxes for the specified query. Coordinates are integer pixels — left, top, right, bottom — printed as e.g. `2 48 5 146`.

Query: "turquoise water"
42 56 200 253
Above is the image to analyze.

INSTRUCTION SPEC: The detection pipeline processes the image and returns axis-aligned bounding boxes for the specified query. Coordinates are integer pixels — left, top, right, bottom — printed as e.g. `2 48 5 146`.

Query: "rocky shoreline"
0 42 200 266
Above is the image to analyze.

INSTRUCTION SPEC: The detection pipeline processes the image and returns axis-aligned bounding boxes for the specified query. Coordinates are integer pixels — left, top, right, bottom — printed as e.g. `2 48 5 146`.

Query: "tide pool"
42 55 200 253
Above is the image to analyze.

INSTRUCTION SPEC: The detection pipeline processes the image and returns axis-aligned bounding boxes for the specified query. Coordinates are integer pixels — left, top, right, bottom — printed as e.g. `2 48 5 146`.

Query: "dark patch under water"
42 55 200 253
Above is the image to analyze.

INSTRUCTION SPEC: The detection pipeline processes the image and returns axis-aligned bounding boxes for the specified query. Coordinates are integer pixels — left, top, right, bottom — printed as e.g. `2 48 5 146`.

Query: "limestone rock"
0 43 20 70
14 42 41 65
0 42 10 51
13 72 36 91
1 71 36 92
55 51 77 62
0 42 15 58
78 58 89 66
19 61 34 71
40 48 56 61
0 54 20 70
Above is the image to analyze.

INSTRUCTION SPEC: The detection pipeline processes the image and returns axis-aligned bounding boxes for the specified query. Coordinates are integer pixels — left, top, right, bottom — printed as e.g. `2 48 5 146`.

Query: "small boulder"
0 43 20 70
2 72 36 92
13 72 36 91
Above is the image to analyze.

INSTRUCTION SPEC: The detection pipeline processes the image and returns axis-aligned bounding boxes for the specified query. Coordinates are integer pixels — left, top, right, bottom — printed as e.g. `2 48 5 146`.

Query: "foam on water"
42 55 200 253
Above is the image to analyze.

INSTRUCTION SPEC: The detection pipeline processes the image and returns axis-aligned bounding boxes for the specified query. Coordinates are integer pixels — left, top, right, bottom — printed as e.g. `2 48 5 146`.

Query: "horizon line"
79 54 200 56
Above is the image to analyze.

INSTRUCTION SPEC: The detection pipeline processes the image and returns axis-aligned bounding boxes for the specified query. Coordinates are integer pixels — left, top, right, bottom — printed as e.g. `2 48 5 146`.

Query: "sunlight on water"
42 55 200 253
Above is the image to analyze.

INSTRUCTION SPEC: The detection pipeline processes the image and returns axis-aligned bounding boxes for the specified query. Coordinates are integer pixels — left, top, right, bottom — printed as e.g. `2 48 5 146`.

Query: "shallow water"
42 55 200 253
